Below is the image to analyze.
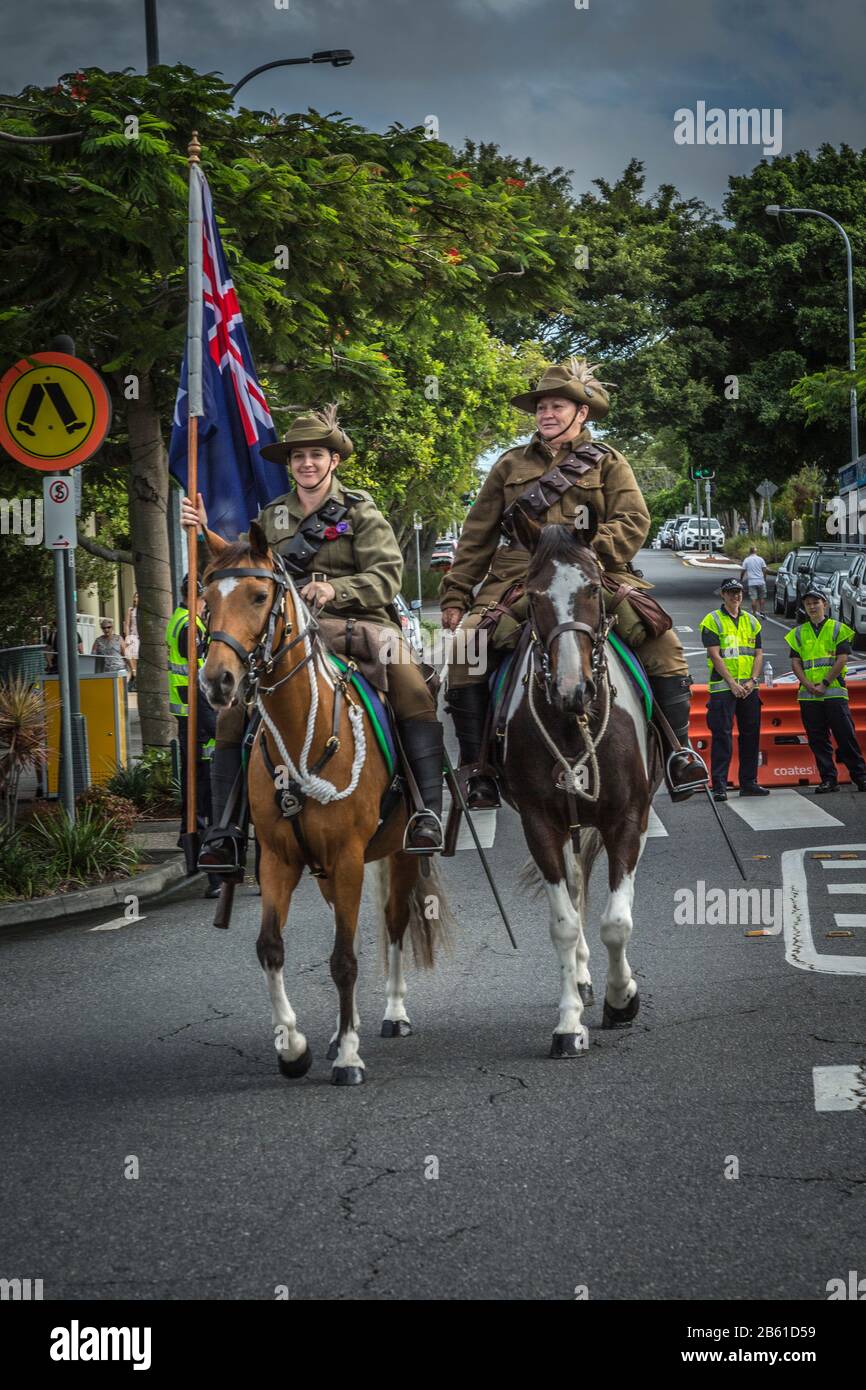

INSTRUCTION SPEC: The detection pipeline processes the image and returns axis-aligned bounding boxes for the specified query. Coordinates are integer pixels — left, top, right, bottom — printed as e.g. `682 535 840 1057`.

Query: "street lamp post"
230 51 354 101
765 205 859 465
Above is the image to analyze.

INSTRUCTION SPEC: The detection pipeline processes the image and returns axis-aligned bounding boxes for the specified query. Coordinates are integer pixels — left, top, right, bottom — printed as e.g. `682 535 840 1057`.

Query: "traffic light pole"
705 477 713 557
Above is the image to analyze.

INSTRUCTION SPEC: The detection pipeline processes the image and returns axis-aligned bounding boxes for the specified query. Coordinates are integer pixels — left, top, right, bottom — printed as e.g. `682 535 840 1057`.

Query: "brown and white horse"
500 506 662 1056
200 522 451 1085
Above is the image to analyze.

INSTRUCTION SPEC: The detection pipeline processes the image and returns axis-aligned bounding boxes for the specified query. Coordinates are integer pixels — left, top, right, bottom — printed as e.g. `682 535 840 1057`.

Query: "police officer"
166 573 221 897
784 586 866 794
182 407 445 862
441 358 707 807
700 577 769 801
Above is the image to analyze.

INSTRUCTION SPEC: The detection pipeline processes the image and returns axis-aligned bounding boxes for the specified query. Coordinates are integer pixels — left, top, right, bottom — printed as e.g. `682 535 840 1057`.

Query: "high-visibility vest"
700 608 761 694
165 606 210 722
784 618 852 701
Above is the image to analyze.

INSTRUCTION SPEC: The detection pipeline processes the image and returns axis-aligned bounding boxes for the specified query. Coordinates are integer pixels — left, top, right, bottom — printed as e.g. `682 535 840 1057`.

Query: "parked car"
794 544 860 617
839 549 866 646
680 516 725 550
825 569 845 621
773 546 815 616
658 519 678 547
393 593 423 654
668 517 689 548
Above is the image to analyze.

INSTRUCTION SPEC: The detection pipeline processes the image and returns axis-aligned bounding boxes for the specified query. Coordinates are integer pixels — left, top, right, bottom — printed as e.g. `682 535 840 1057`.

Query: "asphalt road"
2 551 864 1301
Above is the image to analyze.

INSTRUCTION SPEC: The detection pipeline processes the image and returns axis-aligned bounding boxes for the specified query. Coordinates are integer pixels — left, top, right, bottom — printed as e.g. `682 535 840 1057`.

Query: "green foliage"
722 536 778 562
0 829 60 901
106 746 179 812
25 804 138 888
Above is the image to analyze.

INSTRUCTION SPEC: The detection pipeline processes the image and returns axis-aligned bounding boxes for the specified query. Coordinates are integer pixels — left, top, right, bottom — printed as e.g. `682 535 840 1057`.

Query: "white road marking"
727 789 844 832
88 915 147 932
827 883 866 894
781 842 866 975
676 625 694 633
761 613 797 632
441 789 496 849
646 807 668 838
812 1065 866 1113
819 860 866 869
834 914 866 928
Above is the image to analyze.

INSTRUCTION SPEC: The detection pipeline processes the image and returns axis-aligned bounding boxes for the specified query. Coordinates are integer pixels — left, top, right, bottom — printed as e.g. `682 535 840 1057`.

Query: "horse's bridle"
526 564 613 704
204 553 319 698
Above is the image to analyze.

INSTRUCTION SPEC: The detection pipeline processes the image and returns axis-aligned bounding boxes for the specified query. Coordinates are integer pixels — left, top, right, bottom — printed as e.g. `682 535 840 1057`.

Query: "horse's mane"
203 538 272 580
531 524 598 577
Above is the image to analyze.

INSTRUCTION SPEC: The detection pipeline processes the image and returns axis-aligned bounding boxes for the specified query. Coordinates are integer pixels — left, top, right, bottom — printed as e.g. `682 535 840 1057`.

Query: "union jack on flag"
169 170 288 539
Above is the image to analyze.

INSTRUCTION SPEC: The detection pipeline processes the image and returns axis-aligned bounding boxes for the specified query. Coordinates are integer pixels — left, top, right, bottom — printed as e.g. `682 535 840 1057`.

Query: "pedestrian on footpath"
784 586 866 794
165 574 222 898
91 617 126 673
122 591 140 690
700 577 770 801
739 545 768 616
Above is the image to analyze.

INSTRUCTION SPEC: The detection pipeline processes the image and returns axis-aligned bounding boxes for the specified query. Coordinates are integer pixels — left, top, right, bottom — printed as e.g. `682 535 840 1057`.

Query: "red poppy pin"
324 522 349 541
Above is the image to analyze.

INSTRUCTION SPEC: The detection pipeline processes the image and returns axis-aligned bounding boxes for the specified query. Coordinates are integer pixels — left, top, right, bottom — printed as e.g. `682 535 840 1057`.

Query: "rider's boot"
398 719 445 853
197 743 246 877
444 682 500 810
650 674 709 803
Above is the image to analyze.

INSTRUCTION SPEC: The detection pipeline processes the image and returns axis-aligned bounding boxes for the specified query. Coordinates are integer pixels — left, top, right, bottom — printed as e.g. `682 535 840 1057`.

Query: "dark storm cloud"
3 0 865 210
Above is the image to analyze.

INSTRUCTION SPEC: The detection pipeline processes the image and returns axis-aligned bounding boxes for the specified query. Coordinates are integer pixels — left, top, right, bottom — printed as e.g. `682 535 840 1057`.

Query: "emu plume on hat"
510 357 616 421
260 403 354 464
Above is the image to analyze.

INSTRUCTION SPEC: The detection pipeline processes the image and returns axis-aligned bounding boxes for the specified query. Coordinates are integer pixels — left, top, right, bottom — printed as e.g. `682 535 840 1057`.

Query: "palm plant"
0 677 50 835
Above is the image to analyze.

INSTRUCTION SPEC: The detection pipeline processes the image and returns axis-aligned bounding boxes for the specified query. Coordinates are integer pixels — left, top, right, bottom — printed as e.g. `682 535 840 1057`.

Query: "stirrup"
457 763 501 811
402 810 444 855
197 827 246 878
665 746 709 802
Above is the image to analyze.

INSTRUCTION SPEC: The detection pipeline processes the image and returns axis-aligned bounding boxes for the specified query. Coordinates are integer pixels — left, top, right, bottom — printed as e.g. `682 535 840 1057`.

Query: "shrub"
722 536 785 563
26 806 138 889
0 829 60 901
0 677 52 834
107 747 180 814
76 784 138 833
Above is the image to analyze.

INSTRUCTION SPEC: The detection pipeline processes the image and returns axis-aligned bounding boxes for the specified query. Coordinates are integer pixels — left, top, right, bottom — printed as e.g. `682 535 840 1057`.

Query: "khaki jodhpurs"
448 599 689 688
215 633 437 745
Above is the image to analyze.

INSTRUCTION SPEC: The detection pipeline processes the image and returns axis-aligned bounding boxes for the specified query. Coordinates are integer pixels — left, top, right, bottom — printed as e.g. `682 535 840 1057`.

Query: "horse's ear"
248 520 270 560
510 504 543 553
201 526 227 560
573 501 599 547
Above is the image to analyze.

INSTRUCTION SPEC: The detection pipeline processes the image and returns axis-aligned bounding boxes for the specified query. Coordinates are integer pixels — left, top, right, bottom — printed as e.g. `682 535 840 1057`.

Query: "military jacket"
439 427 652 614
255 475 403 629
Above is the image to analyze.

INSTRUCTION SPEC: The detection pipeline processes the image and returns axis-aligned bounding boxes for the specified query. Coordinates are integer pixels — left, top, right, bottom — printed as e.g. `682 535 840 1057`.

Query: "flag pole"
183 131 204 865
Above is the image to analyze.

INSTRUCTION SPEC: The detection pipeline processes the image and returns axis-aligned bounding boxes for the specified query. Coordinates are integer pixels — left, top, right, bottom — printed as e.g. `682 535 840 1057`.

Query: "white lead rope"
255 612 367 804
526 656 612 802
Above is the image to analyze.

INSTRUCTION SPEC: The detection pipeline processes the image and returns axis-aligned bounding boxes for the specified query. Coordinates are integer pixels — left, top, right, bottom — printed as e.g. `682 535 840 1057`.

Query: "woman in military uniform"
441 358 706 807
181 407 445 857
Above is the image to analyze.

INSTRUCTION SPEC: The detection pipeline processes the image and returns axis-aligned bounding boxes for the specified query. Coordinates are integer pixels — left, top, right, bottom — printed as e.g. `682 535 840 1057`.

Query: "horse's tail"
518 826 604 914
369 857 455 972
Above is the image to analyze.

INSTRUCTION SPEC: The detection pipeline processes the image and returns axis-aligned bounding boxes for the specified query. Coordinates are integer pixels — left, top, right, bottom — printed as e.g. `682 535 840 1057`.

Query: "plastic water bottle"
764 662 774 688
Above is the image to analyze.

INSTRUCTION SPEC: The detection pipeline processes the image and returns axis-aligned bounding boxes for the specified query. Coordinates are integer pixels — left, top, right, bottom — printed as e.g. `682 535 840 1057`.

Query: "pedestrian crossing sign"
0 351 111 470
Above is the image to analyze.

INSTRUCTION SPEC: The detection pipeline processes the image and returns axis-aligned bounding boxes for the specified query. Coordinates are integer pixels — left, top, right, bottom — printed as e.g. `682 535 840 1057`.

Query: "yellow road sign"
0 352 111 470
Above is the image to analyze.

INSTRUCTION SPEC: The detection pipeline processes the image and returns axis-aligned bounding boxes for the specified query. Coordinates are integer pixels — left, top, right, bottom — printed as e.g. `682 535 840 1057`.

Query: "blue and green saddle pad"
327 654 397 775
489 630 653 723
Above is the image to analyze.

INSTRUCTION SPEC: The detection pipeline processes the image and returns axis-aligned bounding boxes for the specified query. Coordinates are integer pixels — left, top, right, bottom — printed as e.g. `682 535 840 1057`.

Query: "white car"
839 550 866 646
825 569 844 622
680 517 725 550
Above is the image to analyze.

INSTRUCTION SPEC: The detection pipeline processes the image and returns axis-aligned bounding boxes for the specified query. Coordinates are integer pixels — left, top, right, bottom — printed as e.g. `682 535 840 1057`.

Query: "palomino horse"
200 521 451 1085
499 505 662 1057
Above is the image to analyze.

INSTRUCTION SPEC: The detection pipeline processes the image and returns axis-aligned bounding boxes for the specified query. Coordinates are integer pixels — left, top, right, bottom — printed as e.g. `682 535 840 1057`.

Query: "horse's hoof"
380 1018 412 1038
331 1065 365 1086
326 1039 339 1062
278 1045 312 1079
578 981 595 1007
549 1030 589 1058
602 991 640 1029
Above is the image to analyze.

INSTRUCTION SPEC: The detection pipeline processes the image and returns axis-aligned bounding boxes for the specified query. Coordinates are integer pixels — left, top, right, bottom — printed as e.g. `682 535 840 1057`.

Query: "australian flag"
169 173 288 539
